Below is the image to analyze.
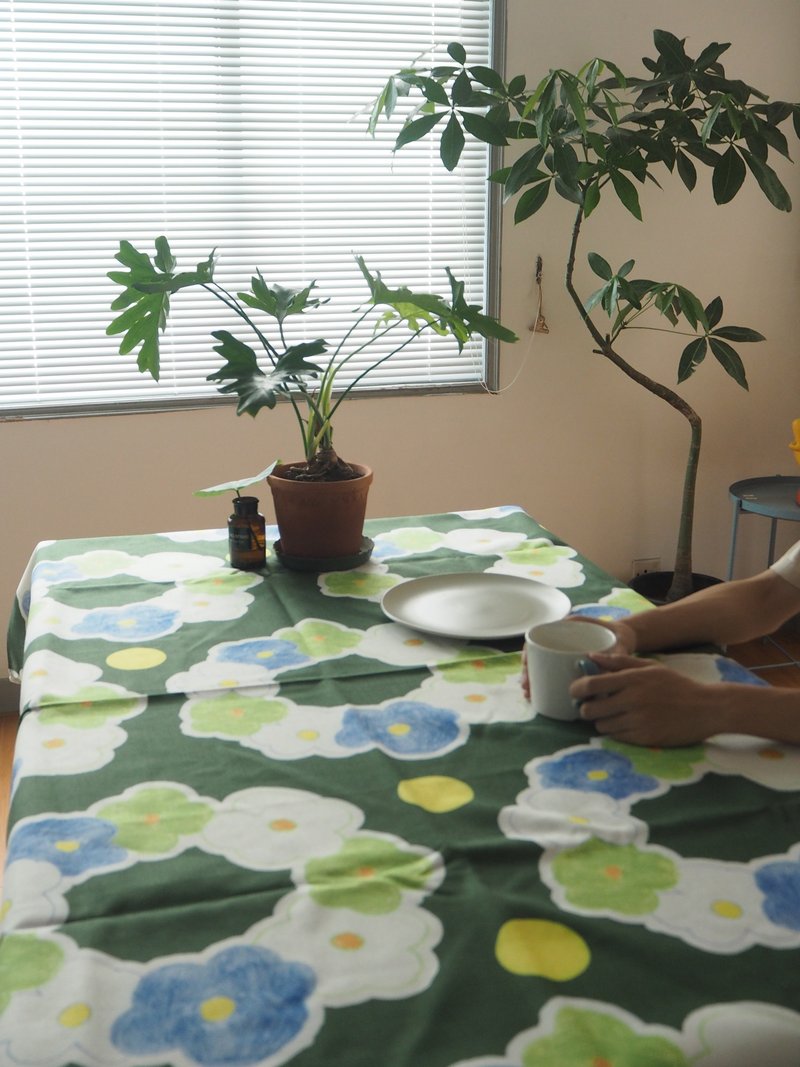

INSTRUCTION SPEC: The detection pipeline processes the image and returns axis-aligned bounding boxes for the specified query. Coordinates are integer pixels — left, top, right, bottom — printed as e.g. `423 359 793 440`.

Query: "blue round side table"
727 475 800 580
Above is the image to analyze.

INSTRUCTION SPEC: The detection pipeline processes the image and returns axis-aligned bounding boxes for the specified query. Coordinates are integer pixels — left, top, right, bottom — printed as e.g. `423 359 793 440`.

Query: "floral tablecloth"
3 506 800 1066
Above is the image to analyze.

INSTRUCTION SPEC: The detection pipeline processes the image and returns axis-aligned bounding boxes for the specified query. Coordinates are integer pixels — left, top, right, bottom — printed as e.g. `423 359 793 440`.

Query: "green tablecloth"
3 506 800 1067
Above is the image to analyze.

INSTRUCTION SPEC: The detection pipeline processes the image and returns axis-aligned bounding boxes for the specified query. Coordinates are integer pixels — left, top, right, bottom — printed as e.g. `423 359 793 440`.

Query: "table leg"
768 518 778 567
727 500 741 581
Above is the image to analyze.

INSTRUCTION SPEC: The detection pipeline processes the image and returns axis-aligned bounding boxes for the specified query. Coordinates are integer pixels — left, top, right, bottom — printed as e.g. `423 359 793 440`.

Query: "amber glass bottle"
228 496 266 570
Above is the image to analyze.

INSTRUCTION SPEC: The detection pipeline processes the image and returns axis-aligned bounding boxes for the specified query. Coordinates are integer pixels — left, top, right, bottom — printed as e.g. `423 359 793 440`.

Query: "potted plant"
107 240 515 566
371 30 799 600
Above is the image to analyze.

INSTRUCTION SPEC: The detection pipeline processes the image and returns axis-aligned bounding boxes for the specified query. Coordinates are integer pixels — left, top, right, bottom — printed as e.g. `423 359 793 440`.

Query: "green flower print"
183 571 258 597
322 571 399 599
602 739 705 782
383 528 444 553
438 650 519 685
505 540 574 568
187 692 288 737
279 619 362 659
305 836 434 914
601 587 654 615
552 839 678 916
0 933 64 1014
97 787 213 854
521 1005 688 1067
39 686 141 729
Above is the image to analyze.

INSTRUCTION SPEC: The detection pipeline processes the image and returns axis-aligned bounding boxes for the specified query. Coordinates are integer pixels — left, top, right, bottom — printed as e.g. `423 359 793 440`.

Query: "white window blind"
1 0 498 417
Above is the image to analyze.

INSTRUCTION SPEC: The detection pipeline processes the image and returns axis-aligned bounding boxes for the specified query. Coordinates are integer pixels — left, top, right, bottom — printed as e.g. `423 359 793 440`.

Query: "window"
1 0 500 418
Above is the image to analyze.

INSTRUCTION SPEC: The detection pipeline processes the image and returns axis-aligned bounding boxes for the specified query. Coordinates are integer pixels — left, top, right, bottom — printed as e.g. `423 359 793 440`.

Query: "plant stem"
565 203 701 600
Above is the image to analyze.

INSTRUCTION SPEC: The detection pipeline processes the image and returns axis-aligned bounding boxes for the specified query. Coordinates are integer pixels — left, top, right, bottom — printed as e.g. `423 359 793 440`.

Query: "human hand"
569 653 721 746
520 616 636 701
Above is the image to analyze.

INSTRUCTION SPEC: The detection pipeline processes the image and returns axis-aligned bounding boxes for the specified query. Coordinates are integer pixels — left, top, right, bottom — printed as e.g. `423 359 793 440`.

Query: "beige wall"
3 0 800 688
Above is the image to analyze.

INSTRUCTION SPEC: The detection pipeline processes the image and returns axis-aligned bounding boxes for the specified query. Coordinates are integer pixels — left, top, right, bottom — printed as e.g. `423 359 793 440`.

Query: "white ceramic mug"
525 619 616 720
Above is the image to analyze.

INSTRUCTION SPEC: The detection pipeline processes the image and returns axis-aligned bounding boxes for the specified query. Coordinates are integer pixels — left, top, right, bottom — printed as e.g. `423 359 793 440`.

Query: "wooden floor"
2 626 800 890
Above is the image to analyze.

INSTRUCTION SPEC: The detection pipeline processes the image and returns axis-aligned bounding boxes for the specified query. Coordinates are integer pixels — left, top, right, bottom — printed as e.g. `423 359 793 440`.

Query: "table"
727 475 800 580
4 507 800 1067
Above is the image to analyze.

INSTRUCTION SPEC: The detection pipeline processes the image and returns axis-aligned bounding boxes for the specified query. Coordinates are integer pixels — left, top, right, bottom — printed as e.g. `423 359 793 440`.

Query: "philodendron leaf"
107 238 215 379
239 274 326 322
194 462 279 498
206 331 325 416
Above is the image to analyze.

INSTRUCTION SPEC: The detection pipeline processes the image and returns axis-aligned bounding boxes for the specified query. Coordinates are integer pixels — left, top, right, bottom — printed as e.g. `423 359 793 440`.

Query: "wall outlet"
632 557 661 578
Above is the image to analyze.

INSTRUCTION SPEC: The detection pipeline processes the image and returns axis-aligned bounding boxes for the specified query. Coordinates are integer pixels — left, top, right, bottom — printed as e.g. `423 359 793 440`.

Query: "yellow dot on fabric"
58 1002 92 1029
331 932 365 951
397 776 474 813
106 647 167 671
55 840 80 853
118 618 138 629
220 679 239 688
587 770 609 781
200 996 236 1023
269 819 297 832
711 899 743 920
297 729 319 741
388 722 411 736
256 650 274 660
569 815 590 825
404 638 424 647
31 668 48 678
0 900 11 922
496 919 590 981
465 694 486 703
528 570 544 577
43 738 66 749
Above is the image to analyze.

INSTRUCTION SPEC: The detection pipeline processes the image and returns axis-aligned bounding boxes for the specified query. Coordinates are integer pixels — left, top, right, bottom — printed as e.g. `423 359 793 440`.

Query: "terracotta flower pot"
267 461 373 562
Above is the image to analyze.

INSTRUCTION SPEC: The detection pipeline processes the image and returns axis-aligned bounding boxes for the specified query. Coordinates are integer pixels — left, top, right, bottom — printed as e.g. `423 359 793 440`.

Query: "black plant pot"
627 570 723 605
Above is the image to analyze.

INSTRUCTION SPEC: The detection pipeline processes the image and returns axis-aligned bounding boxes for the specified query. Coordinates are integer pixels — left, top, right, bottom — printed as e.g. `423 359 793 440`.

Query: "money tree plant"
371 29 799 598
107 239 515 481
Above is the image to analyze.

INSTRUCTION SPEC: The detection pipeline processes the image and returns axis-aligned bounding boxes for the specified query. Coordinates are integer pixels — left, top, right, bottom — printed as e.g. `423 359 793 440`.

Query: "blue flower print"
716 656 769 686
538 749 658 799
755 859 800 931
111 945 316 1067
8 816 127 876
31 560 83 586
336 701 461 755
73 603 180 641
216 638 310 671
571 604 630 621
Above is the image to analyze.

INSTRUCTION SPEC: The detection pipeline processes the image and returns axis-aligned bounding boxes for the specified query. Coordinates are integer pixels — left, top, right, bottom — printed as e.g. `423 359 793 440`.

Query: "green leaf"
504 145 546 197
513 181 550 222
451 70 473 107
394 111 445 150
610 170 642 220
653 29 691 73
469 65 505 93
583 181 601 217
712 145 746 204
588 252 613 280
704 296 723 329
440 113 466 171
676 286 707 331
419 77 450 106
741 150 793 211
709 337 749 389
460 110 508 146
675 151 697 191
700 99 723 144
712 325 765 343
447 42 467 65
194 462 279 498
240 276 325 323
552 141 579 185
678 337 707 383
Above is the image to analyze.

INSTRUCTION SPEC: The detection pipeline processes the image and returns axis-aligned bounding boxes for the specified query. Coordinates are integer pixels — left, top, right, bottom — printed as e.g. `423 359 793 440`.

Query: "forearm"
625 571 800 653
704 681 800 745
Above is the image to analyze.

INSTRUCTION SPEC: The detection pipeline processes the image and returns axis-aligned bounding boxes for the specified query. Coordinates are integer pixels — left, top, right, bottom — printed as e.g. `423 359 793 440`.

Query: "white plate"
380 572 571 640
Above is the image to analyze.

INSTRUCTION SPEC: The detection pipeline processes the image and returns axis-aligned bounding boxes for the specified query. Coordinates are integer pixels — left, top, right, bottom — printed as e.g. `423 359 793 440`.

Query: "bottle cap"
233 496 259 515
